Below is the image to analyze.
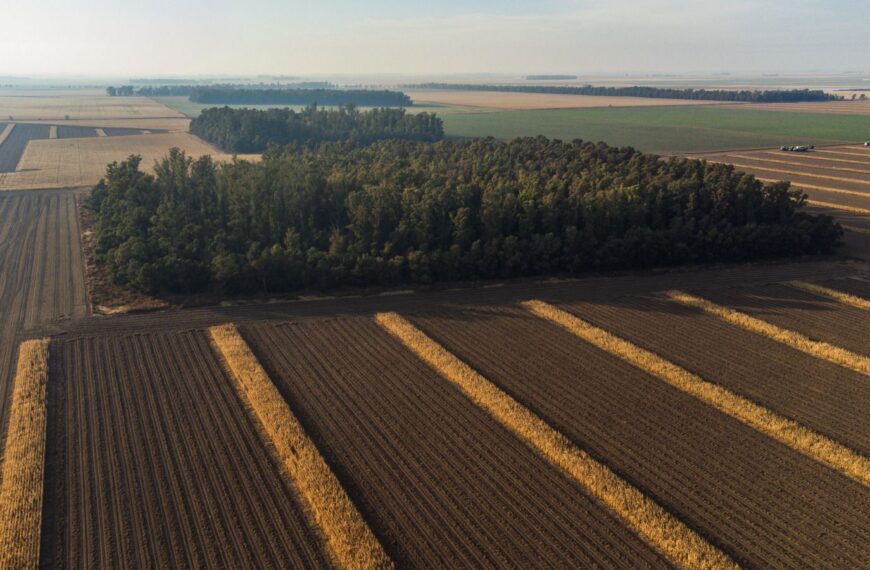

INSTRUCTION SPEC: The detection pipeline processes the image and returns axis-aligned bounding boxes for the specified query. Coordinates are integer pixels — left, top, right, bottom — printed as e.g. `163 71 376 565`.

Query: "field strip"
728 154 870 175
726 163 870 186
375 312 736 570
208 325 392 570
49 126 57 140
806 200 870 215
816 149 870 159
95 129 107 137
761 151 870 167
0 339 50 569
752 177 869 199
0 124 14 147
665 291 870 376
787 281 870 311
844 224 870 235
523 301 870 486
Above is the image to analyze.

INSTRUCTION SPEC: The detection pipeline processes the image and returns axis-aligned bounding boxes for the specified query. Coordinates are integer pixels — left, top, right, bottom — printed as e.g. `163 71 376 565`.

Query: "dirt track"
40 330 332 568
407 305 870 568
242 318 670 568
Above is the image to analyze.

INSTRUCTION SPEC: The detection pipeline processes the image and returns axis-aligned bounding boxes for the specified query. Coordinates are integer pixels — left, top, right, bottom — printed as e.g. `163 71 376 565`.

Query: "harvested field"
0 123 51 173
537 293 870 455
26 117 191 131
687 283 869 357
0 132 259 191
409 89 717 110
40 331 333 568
0 89 185 121
0 339 49 569
242 317 671 568
0 190 88 471
405 305 870 568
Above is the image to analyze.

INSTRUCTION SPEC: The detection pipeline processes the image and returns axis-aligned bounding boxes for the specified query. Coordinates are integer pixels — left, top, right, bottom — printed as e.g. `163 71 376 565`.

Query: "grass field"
438 106 870 153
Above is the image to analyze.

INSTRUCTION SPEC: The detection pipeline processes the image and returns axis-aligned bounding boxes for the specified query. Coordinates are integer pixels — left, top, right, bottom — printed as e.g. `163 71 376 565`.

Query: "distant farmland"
437 106 870 153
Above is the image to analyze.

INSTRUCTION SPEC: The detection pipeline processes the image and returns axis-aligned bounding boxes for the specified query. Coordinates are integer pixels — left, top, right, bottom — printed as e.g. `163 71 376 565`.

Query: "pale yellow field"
409 90 719 110
0 132 259 190
0 89 185 121
24 117 191 131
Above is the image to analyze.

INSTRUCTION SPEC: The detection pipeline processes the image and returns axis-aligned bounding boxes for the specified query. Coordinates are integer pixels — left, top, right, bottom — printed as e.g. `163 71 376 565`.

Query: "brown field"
1 184 869 567
0 89 185 121
409 89 719 110
24 117 191 131
0 132 260 191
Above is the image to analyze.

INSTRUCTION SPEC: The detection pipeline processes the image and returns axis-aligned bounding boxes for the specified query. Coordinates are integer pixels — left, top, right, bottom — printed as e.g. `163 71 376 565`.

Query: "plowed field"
40 330 332 569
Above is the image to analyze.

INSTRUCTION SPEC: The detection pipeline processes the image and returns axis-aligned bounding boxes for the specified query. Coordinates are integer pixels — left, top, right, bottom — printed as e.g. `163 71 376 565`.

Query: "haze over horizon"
2 0 869 77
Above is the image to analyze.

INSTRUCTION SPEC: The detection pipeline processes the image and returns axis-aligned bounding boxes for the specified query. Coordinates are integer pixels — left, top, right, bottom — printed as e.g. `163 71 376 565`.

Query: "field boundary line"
752 177 868 199
726 162 870 186
728 154 870 175
0 338 50 569
787 281 870 311
524 300 870 486
816 149 870 159
665 290 870 376
208 324 392 570
375 312 737 570
806 200 870 215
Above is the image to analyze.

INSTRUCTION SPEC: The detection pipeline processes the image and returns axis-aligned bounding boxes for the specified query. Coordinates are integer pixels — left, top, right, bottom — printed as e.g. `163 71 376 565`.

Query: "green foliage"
413 83 840 103
190 105 444 153
190 87 412 107
88 138 841 295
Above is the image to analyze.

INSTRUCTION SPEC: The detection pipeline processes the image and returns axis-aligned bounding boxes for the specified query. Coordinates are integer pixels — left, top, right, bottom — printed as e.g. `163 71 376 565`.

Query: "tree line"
190 105 444 153
106 82 337 97
88 137 840 296
189 87 413 106
409 83 841 103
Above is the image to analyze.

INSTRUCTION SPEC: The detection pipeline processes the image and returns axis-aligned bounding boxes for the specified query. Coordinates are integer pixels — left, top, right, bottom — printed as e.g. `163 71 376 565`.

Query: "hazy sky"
2 0 868 76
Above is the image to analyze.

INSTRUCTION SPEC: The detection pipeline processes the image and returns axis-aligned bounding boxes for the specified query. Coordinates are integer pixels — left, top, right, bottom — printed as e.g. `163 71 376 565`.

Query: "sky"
1 0 868 77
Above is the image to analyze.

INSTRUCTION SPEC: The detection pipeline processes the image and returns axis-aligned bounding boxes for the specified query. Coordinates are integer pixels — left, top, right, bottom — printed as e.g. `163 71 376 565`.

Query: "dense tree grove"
88 137 840 295
189 105 444 153
410 83 841 103
189 87 413 106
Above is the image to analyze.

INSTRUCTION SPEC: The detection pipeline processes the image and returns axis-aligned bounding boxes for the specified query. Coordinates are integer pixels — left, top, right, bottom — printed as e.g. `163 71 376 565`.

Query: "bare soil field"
0 132 259 191
40 330 332 568
0 190 88 485
0 90 185 121
25 117 191 131
242 318 670 568
406 304 870 568
409 89 719 110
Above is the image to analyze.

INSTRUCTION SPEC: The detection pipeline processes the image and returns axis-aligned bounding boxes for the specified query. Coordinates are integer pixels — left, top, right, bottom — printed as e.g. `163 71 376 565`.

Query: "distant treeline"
526 75 577 81
408 83 841 103
88 138 840 295
190 105 444 153
106 82 336 97
188 87 413 107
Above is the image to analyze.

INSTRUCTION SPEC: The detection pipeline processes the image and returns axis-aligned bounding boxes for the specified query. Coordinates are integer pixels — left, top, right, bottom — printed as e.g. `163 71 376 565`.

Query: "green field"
438 106 870 154
157 95 870 155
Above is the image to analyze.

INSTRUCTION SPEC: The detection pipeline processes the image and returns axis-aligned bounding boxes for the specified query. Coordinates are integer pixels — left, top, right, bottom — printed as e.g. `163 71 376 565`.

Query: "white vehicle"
865 141 870 147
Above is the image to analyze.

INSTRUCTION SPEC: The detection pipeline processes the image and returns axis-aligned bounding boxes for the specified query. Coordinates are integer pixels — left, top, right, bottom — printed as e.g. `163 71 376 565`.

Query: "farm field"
713 99 870 115
407 89 720 110
0 132 259 191
694 145 870 257
0 190 88 480
0 186 868 568
437 106 870 153
0 89 185 122
40 331 333 568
